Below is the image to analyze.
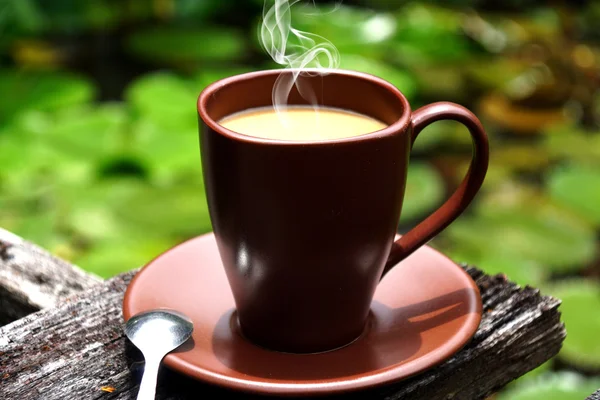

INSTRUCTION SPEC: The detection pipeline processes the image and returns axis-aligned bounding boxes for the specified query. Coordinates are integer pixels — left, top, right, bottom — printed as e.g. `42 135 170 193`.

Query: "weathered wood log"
0 228 100 326
0 266 565 400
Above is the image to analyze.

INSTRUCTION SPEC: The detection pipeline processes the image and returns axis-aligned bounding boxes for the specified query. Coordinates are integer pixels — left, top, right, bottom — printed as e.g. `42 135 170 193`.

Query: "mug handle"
381 102 489 277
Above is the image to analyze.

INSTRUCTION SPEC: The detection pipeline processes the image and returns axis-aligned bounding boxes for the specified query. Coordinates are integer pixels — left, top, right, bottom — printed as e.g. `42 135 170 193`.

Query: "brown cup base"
233 311 371 355
123 232 482 397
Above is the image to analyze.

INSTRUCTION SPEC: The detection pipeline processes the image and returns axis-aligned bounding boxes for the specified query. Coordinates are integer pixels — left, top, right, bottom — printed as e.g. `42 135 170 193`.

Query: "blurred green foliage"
498 372 600 400
0 0 599 397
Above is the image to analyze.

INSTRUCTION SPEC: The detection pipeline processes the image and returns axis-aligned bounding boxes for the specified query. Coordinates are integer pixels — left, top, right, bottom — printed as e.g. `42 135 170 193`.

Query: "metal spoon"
125 309 194 400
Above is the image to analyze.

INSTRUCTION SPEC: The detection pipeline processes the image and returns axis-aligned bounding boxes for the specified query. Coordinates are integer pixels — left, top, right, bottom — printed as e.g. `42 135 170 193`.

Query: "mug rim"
197 68 412 145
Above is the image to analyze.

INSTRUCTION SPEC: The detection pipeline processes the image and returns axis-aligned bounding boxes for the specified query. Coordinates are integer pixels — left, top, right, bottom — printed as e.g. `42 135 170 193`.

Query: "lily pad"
391 4 476 66
410 65 466 100
451 159 514 189
492 145 551 173
339 55 417 101
411 120 467 152
53 176 211 252
543 125 600 167
400 163 445 223
547 280 600 370
295 4 396 55
444 187 597 272
0 69 95 121
27 178 144 245
126 27 246 65
0 0 44 34
478 94 569 135
444 246 545 287
452 144 553 184
64 178 211 241
45 103 129 163
112 183 212 238
466 59 531 91
0 110 96 193
194 67 255 92
497 372 600 400
255 4 396 59
131 119 199 183
126 72 198 132
0 111 52 175
508 360 553 386
548 164 600 227
467 9 561 53
74 237 177 278
169 0 223 22
0 208 63 254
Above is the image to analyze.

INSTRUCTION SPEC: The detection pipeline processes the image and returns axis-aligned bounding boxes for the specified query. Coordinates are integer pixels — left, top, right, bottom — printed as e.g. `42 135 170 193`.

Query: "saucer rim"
123 233 482 396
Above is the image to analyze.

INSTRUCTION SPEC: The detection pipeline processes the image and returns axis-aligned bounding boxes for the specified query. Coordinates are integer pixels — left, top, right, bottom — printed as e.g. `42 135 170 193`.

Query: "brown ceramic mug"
198 69 489 354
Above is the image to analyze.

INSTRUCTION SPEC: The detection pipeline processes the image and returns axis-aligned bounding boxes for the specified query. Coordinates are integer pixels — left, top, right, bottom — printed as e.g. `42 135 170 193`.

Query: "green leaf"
83 0 122 30
45 103 129 162
74 237 177 278
411 120 469 152
0 69 95 121
491 145 551 173
0 209 61 252
194 67 255 92
412 65 467 99
0 110 50 172
126 26 246 64
400 163 445 222
62 177 211 241
543 126 600 166
0 110 95 193
547 280 600 369
497 372 600 400
466 59 531 91
126 72 197 132
255 4 396 59
444 247 545 287
395 3 464 37
293 5 396 55
131 119 199 183
548 164 600 227
508 360 553 387
0 104 130 197
109 183 212 239
339 55 417 101
2 0 45 33
171 0 222 21
391 4 476 66
443 188 597 272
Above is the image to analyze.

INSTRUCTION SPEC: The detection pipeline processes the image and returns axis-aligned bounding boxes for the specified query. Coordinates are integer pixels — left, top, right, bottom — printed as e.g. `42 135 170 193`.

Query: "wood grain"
0 267 566 400
0 228 100 326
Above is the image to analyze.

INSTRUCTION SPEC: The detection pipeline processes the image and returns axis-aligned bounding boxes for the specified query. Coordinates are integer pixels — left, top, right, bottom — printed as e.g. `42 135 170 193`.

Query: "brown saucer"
123 233 482 397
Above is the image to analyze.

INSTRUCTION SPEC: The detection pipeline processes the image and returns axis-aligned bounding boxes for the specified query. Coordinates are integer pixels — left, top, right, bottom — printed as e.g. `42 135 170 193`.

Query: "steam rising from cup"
259 0 341 125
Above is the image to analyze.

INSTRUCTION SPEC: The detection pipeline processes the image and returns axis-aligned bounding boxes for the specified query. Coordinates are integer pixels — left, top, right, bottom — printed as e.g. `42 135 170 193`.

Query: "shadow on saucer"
210 287 478 381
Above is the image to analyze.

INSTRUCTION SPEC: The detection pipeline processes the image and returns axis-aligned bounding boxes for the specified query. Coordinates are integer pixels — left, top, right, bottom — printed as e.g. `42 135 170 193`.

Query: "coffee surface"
219 106 387 141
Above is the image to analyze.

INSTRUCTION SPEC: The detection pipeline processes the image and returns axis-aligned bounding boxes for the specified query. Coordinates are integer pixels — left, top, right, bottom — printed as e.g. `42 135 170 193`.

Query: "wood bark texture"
0 266 565 400
0 228 100 326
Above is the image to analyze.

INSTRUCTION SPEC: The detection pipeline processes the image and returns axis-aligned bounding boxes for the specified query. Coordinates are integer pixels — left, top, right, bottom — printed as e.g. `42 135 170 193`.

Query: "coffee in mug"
219 106 386 141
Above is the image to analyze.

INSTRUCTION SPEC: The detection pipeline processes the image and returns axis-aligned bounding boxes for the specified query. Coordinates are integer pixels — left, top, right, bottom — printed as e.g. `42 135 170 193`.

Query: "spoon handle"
137 356 162 400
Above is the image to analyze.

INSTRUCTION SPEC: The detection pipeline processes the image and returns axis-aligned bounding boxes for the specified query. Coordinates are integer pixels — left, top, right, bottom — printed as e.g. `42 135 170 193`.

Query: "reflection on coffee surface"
219 106 387 141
